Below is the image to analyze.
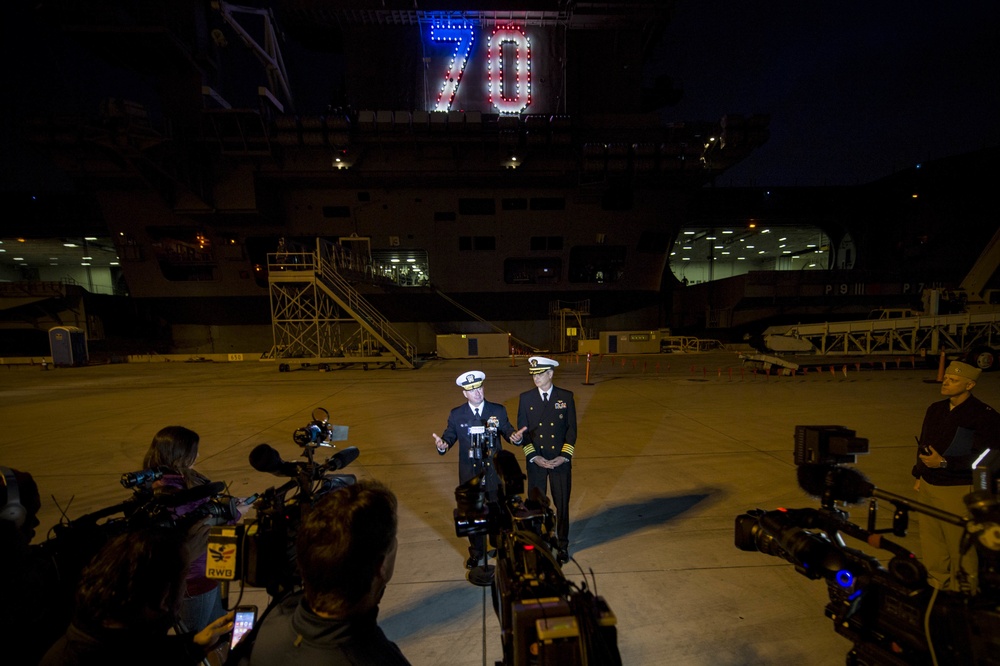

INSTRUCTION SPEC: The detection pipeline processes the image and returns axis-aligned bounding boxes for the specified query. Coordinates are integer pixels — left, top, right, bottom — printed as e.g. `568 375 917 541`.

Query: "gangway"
763 311 1000 367
266 239 415 370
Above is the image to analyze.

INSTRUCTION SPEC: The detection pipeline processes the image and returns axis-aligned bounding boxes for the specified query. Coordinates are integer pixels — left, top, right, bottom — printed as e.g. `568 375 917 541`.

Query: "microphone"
249 444 303 477
321 446 359 472
797 464 875 504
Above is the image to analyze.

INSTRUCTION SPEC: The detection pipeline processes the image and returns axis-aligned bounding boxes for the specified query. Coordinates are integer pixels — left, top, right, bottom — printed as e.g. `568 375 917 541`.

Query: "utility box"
600 330 661 354
436 333 509 359
49 326 88 367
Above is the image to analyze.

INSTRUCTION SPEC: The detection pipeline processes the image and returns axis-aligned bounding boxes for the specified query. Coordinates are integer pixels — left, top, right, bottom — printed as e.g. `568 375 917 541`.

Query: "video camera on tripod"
207 407 359 598
454 449 621 666
735 425 1000 666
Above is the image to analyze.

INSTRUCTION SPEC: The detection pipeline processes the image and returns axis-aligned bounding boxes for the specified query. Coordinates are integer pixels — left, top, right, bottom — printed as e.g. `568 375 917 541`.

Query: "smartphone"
240 493 259 506
230 605 258 650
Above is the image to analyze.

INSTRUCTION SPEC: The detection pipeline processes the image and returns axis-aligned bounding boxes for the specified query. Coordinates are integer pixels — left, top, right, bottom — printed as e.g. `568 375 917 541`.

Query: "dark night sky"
652 0 1000 186
2 1 999 194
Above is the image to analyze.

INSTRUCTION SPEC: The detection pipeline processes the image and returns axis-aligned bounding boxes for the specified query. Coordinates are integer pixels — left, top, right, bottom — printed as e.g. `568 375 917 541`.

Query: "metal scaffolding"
267 239 415 370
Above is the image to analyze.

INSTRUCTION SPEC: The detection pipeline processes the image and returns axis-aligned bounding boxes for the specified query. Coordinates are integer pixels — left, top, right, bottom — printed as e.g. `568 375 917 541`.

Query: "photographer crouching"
246 479 411 666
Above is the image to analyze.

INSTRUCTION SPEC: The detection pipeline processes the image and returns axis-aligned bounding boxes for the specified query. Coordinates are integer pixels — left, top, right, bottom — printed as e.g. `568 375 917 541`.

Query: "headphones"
1 466 26 529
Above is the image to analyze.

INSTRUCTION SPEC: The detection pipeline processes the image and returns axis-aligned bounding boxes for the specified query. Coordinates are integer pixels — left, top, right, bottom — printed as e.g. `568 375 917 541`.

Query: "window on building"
504 258 561 284
530 236 564 251
459 236 497 251
569 245 626 283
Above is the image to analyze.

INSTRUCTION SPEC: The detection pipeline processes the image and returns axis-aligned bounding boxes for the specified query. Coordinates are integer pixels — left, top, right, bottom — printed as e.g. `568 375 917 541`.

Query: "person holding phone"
248 479 410 665
40 524 234 665
912 360 1000 592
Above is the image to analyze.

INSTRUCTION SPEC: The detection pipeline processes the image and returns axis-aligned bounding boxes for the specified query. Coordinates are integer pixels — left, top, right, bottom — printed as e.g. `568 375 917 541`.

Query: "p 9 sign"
430 23 531 115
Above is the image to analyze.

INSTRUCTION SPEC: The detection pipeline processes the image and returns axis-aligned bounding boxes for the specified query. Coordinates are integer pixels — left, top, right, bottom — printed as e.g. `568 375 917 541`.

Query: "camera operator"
143 426 243 633
247 479 410 666
40 522 235 666
432 370 526 569
1 466 67 665
913 360 1000 592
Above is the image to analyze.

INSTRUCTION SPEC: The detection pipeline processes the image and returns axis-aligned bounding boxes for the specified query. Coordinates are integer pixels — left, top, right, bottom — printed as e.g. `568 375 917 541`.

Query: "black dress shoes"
466 553 482 569
556 548 569 565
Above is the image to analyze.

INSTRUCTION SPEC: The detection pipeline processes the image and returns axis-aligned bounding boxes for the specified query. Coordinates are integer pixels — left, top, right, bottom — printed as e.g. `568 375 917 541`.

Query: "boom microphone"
321 446 359 472
249 444 303 477
797 464 875 504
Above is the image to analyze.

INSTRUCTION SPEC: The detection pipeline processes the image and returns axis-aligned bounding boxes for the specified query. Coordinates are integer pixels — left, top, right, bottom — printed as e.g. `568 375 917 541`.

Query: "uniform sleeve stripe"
561 444 574 455
523 444 536 455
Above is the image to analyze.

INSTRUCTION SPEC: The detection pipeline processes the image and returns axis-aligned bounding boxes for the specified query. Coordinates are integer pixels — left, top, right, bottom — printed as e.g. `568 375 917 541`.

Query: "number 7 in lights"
431 23 531 115
431 24 475 112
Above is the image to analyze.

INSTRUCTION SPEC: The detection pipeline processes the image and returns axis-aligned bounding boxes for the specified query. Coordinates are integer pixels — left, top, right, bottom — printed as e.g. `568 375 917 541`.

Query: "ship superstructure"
10 0 767 355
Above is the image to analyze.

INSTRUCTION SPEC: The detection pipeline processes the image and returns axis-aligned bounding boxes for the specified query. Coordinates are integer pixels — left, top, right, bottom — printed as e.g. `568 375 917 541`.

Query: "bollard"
935 351 946 383
583 352 594 385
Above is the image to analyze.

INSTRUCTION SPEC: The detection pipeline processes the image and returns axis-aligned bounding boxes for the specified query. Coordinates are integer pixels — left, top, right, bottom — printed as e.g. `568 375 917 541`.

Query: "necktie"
474 408 480 417
542 392 548 402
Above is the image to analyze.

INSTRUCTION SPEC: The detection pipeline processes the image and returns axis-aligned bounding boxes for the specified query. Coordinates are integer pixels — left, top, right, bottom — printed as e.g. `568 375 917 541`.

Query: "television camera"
216 407 359 598
454 448 621 666
40 463 241 576
28 453 244 651
735 425 1000 666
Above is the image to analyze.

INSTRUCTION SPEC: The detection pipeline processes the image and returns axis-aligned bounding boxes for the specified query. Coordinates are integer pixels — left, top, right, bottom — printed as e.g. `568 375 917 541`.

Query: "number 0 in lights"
488 26 531 115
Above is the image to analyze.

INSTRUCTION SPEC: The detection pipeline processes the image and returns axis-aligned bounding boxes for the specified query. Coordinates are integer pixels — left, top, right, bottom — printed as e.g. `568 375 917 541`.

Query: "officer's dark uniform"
516 358 577 561
437 371 519 567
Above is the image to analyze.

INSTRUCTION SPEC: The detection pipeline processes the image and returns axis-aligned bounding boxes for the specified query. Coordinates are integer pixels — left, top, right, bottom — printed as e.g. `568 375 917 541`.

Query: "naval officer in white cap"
516 356 577 564
433 370 526 569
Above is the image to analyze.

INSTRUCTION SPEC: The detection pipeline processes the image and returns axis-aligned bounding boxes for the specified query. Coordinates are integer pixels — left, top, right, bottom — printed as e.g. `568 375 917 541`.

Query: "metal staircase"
266 239 415 370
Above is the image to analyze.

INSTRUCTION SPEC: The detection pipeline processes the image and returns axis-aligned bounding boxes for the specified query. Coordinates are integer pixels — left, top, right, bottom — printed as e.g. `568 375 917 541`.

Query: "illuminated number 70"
431 24 532 115
431 24 475 112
